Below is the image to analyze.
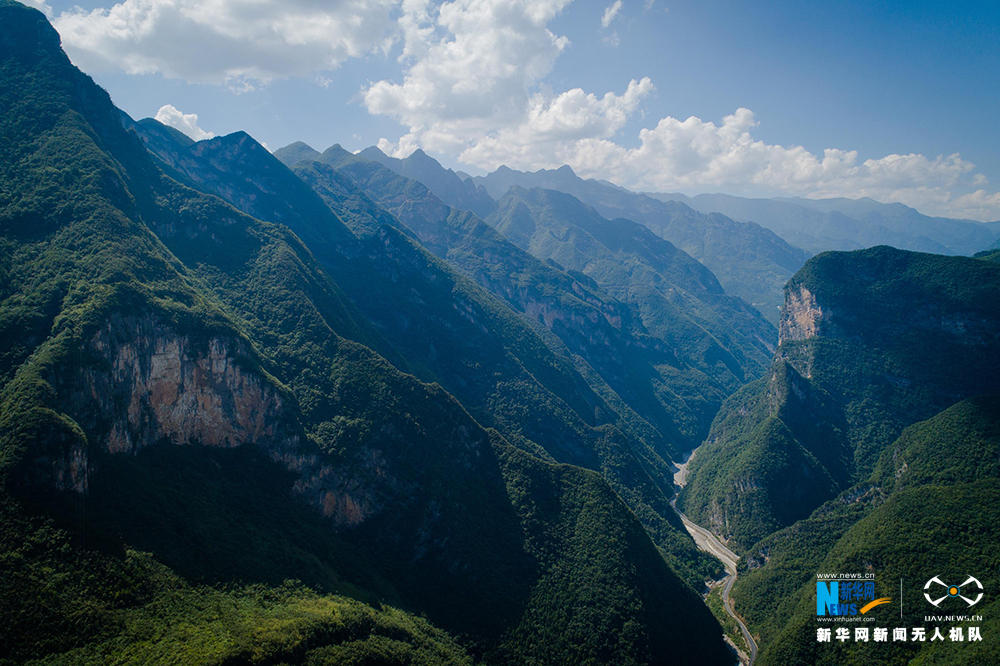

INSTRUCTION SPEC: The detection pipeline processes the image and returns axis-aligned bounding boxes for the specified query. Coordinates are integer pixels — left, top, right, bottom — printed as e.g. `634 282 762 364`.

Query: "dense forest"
2 2 998 665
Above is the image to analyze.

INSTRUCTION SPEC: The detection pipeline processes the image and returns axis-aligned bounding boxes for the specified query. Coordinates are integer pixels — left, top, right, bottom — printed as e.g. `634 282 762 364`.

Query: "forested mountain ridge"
472 164 810 324
357 145 498 220
139 122 729 587
678 246 1000 551
487 186 776 388
282 143 772 434
733 393 1000 666
674 246 1000 665
8 2 995 665
0 3 733 664
652 192 997 257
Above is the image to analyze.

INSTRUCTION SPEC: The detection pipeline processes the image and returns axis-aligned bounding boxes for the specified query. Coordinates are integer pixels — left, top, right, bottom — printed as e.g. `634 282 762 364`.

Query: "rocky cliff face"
778 285 826 344
680 247 1000 551
91 316 290 452
43 314 298 493
37 313 398 531
41 310 496 536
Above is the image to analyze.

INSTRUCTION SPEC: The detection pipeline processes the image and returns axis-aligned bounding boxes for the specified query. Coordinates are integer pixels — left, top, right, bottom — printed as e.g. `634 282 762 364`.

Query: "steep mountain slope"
733 394 1000 666
287 143 759 444
657 192 996 256
357 146 498 219
678 247 1000 550
139 126 724 586
487 186 776 391
0 3 732 664
474 165 810 323
334 146 777 385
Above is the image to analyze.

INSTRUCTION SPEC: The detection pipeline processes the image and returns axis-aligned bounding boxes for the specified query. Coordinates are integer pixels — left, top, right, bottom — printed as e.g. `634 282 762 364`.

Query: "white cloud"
154 104 214 141
21 0 53 16
48 0 1000 221
601 0 622 28
453 105 1000 220
366 0 576 157
458 77 653 166
362 1 999 221
52 0 398 90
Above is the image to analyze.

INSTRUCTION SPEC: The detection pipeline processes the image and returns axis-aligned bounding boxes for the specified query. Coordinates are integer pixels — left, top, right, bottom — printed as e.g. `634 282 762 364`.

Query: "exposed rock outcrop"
778 285 825 344
41 314 298 493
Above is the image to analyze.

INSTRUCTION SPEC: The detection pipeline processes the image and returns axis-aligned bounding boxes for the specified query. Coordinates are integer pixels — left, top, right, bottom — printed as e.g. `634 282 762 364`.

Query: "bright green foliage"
753 481 1000 666
870 394 1000 493
3 525 471 666
677 362 850 551
176 136 724 585
727 499 870 649
679 247 1000 550
0 3 732 664
492 444 732 666
731 395 1000 665
705 585 750 657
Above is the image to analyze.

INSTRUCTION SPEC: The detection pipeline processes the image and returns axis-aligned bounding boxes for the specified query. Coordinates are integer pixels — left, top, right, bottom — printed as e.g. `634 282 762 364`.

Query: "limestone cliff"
679 247 1000 552
36 313 406 530
778 285 825 344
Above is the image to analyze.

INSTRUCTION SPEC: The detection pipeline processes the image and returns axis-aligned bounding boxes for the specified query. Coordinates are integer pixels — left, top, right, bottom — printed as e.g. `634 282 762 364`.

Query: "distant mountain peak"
357 145 387 159
272 141 321 167
284 140 316 152
347 144 498 219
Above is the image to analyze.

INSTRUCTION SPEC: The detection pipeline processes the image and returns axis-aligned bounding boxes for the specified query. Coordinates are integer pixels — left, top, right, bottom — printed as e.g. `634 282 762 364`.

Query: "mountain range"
654 191 997 256
354 147 996 326
0 3 730 663
1 2 997 665
679 246 1000 666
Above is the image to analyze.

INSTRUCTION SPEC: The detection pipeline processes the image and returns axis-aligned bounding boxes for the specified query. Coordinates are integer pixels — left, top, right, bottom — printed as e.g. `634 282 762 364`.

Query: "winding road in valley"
672 450 758 666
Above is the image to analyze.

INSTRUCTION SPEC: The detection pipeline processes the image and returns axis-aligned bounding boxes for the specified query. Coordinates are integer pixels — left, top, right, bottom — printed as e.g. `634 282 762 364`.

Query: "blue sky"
26 0 1000 220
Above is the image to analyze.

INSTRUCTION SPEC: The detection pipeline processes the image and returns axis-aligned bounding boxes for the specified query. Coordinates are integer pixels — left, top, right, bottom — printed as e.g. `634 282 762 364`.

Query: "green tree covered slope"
0 3 732 664
679 246 1000 551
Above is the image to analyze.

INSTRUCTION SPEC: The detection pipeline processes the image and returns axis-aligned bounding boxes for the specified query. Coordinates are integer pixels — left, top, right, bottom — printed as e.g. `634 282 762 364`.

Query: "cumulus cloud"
154 104 214 141
601 0 622 28
21 0 52 16
365 0 572 126
454 106 997 220
363 2 999 220
48 0 1000 220
52 0 397 90
459 77 653 166
365 0 577 157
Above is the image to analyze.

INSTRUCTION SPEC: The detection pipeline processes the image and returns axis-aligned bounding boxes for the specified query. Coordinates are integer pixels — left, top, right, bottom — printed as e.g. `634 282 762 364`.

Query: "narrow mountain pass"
672 451 758 666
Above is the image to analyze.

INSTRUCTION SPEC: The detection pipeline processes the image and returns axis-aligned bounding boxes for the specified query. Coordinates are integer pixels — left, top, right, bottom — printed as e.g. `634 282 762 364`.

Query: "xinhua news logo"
817 580 891 616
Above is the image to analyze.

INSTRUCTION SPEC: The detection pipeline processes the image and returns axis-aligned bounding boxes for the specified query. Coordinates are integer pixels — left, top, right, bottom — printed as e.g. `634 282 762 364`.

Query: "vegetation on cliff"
0 3 731 664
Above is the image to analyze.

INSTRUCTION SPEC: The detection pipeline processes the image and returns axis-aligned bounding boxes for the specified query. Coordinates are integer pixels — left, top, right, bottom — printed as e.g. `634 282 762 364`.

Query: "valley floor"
673 450 757 666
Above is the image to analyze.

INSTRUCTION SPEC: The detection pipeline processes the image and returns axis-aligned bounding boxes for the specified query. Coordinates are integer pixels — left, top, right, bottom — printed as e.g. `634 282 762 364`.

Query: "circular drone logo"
924 576 983 607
